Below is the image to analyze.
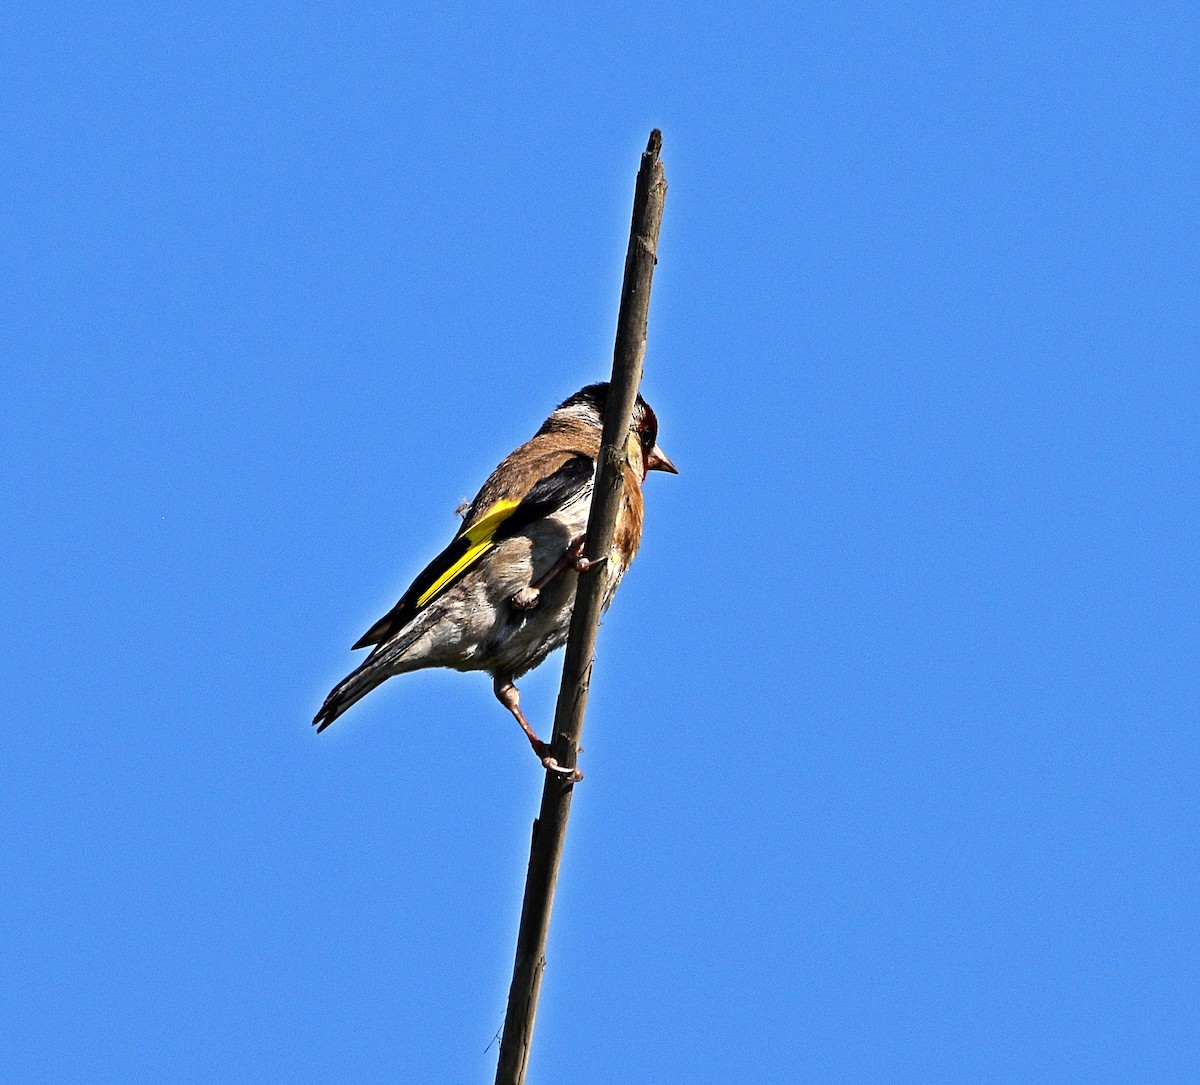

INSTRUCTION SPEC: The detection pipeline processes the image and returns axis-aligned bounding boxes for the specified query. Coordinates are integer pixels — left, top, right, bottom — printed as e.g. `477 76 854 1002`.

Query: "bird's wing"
351 452 595 652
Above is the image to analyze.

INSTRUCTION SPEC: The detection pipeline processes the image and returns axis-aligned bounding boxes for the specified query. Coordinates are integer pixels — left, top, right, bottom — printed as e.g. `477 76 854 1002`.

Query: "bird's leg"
511 555 569 610
511 534 609 610
492 675 583 781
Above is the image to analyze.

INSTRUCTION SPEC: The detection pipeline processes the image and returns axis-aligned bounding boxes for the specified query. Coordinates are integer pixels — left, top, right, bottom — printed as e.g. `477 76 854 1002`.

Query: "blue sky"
3 4 1197 1082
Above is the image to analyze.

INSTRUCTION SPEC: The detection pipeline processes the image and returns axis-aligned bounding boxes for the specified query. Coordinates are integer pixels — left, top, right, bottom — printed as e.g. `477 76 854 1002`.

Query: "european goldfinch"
313 382 676 774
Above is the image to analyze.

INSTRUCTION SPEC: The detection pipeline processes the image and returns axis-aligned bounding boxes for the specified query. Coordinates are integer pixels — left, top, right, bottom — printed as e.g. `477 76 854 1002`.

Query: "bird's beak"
646 444 678 475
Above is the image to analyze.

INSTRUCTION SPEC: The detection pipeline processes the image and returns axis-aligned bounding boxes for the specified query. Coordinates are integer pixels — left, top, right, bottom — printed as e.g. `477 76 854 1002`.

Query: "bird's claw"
532 738 584 781
541 756 584 782
566 534 607 575
570 553 607 574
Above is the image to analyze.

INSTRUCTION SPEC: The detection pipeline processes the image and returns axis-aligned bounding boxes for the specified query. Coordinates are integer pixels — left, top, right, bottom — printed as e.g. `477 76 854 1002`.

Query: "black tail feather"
313 611 434 732
312 657 390 732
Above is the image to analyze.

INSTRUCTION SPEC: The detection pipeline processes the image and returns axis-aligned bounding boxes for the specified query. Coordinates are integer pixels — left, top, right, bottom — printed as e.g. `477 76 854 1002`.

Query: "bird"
313 382 677 776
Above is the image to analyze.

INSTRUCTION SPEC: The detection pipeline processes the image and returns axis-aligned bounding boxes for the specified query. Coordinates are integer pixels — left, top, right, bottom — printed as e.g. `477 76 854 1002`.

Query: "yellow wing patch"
415 499 520 607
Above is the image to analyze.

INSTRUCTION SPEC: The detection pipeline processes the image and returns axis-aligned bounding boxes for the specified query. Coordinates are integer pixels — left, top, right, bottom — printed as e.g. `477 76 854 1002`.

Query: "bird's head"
629 396 678 481
545 382 678 481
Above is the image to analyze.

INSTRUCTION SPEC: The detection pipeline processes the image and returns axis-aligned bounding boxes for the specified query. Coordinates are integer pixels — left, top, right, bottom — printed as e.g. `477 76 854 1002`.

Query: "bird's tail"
312 614 434 733
312 656 391 733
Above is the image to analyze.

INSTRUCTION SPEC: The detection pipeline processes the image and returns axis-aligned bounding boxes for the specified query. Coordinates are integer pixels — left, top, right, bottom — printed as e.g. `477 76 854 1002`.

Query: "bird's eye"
632 400 659 452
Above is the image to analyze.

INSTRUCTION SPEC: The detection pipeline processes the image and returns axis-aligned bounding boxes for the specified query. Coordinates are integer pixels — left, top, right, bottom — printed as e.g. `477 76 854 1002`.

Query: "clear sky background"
3 5 1197 1083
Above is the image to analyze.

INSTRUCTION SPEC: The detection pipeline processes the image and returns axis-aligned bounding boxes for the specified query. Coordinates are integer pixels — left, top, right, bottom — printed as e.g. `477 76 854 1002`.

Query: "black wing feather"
350 454 594 652
490 453 593 542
